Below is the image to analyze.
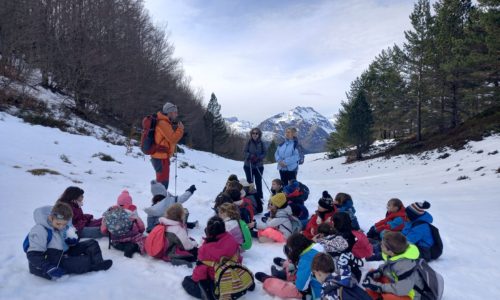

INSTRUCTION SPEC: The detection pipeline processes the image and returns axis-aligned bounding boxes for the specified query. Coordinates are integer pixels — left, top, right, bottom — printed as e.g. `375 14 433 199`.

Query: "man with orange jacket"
151 102 184 189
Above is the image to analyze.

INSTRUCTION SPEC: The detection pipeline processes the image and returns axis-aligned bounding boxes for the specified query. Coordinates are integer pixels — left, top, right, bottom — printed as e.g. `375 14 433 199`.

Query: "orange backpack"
145 224 167 258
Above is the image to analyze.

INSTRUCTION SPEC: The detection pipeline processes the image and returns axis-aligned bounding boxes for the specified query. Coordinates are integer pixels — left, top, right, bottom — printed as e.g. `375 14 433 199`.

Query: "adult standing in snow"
151 102 184 190
275 127 300 184
243 127 266 209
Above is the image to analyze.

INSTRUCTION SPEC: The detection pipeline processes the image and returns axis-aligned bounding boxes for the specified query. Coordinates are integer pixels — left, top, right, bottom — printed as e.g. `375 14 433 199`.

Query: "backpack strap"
396 266 416 281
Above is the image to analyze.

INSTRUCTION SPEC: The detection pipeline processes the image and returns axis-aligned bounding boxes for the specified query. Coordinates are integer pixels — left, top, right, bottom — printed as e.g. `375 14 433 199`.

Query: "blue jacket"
296 243 324 299
275 139 300 171
335 199 360 230
402 212 434 248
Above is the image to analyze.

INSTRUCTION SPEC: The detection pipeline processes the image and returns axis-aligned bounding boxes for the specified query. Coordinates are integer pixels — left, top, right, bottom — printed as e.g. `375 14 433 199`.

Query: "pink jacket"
159 217 198 250
192 232 241 282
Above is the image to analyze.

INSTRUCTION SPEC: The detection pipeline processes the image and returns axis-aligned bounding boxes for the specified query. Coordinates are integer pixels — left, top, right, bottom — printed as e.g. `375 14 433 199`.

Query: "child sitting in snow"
158 203 198 265
254 193 294 243
303 191 336 240
333 192 360 230
271 178 283 196
311 252 371 300
26 202 112 280
217 202 244 245
214 182 255 224
402 201 435 261
362 231 421 300
56 186 103 238
367 198 407 241
182 216 244 299
144 180 197 232
101 190 146 258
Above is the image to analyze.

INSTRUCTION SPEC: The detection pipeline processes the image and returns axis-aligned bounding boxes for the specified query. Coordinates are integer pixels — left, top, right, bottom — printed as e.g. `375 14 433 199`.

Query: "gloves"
65 237 78 246
186 185 196 194
47 266 66 280
249 155 259 163
362 277 382 293
366 269 382 280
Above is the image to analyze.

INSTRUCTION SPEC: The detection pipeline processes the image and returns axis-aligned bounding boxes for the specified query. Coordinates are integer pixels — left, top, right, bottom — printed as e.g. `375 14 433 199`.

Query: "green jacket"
379 244 420 299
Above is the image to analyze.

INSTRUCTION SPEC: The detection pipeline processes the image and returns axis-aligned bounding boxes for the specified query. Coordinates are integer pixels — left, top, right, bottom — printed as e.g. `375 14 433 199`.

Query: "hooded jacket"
159 217 198 251
378 244 421 299
244 138 266 168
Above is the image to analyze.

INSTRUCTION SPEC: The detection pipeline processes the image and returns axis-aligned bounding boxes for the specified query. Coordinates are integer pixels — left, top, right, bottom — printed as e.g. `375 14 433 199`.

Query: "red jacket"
303 210 335 240
192 232 241 282
374 208 407 232
70 202 100 232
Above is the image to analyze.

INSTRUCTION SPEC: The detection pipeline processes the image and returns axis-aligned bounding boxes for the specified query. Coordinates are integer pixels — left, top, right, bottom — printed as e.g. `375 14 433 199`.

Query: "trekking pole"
255 165 271 193
249 161 254 182
174 147 178 197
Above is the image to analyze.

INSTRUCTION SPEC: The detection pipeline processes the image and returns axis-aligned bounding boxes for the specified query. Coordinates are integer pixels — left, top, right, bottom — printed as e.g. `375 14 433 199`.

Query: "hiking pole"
255 165 271 193
249 161 254 183
174 147 178 197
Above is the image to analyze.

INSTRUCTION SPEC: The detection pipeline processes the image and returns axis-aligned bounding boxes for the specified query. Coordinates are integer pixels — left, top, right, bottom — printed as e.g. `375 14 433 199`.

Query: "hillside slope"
0 110 500 299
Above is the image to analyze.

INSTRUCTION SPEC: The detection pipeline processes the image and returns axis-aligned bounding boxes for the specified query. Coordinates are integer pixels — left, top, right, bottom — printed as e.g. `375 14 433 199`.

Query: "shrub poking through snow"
60 154 71 164
457 175 470 181
27 168 60 176
92 152 115 161
437 153 450 159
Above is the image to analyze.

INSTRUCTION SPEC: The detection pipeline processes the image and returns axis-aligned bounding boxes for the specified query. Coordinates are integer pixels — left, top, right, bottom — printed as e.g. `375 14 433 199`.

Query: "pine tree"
346 89 374 160
265 140 277 163
204 93 229 153
404 0 434 142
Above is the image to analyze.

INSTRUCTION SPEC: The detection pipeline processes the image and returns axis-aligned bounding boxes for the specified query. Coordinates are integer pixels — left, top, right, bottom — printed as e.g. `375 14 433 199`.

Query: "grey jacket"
257 206 294 238
378 244 422 298
28 206 71 252
144 190 193 217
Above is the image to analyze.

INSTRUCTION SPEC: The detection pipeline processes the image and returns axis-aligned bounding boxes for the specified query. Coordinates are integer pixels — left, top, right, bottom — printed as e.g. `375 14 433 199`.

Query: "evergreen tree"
327 79 374 160
265 140 277 163
346 89 374 160
204 93 229 153
404 0 434 142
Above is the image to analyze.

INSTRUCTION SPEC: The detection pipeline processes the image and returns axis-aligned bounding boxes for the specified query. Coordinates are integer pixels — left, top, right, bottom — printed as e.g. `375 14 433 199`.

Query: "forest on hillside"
0 0 245 159
328 0 499 159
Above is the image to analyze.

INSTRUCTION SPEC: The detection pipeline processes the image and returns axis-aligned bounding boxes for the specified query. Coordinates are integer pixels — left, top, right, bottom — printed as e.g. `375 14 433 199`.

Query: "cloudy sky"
144 0 416 124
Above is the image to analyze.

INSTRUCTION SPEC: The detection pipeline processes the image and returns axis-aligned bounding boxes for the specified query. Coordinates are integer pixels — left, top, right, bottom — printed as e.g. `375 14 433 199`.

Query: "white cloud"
144 0 414 123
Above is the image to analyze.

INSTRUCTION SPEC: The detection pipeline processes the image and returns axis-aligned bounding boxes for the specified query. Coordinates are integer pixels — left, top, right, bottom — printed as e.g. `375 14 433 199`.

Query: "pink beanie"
117 190 133 207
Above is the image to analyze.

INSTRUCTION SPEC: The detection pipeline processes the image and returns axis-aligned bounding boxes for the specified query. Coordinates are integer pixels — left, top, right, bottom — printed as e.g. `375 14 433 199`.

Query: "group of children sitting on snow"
25 175 441 300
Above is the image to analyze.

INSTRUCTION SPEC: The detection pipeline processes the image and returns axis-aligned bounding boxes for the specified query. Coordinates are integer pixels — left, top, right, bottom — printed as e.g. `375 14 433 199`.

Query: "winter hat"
406 201 431 221
162 102 178 114
283 180 299 195
117 190 133 207
270 193 287 208
318 191 334 210
151 180 168 197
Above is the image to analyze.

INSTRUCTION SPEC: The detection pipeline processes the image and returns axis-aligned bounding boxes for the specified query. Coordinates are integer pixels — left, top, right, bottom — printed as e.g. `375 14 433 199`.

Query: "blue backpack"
23 227 52 253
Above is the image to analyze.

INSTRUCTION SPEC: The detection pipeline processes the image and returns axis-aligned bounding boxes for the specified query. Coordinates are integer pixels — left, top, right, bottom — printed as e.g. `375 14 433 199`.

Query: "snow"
1 107 500 299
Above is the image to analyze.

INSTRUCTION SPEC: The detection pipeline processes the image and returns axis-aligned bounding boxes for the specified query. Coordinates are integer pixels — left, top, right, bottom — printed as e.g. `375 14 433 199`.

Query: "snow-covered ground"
1 109 500 299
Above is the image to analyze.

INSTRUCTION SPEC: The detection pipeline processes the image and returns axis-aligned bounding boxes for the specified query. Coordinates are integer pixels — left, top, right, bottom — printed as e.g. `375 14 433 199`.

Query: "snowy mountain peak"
225 117 254 134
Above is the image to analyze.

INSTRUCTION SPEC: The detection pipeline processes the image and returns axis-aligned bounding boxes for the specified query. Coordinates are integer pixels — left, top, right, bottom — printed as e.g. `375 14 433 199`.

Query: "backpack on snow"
413 220 443 260
202 254 255 299
238 219 253 251
23 227 52 253
103 207 134 237
145 224 168 258
280 215 303 234
413 259 444 300
351 230 373 259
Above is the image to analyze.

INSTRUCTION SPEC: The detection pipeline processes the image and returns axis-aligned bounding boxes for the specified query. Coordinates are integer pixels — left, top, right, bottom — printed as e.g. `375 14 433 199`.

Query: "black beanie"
318 191 334 210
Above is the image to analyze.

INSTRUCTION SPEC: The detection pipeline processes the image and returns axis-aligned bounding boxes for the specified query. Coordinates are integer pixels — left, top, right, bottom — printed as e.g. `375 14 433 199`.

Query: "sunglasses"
251 132 259 135
51 212 67 220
